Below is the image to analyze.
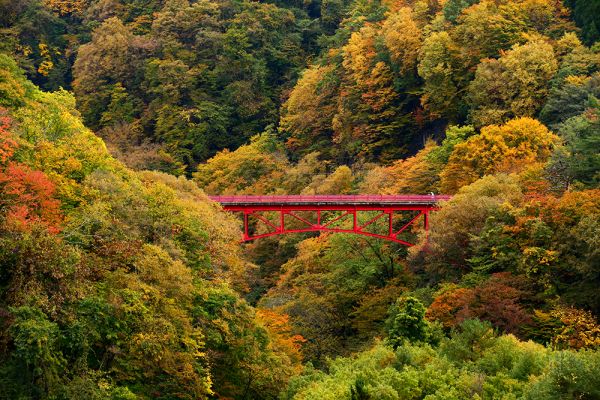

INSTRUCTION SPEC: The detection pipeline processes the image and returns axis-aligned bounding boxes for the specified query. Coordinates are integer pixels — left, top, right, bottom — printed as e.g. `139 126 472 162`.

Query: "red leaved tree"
0 109 62 233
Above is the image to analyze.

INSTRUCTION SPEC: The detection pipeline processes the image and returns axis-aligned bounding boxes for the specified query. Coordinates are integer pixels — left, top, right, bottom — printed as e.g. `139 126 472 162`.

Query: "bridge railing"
210 194 451 204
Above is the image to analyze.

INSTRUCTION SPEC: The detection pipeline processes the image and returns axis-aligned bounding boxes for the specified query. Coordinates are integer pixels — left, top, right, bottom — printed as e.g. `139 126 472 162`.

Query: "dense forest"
0 0 599 399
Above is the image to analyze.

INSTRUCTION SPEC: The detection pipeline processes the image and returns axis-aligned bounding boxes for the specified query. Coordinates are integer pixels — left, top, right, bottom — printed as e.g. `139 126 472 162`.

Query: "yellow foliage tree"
302 165 354 195
417 31 464 119
337 23 414 160
468 39 558 127
44 0 87 15
552 306 600 350
342 24 397 113
382 7 422 73
194 133 289 195
280 65 337 153
343 25 379 88
440 117 558 193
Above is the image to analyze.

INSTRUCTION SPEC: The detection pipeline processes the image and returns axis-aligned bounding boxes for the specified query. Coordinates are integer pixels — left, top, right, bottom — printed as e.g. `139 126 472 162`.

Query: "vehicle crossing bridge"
210 195 451 246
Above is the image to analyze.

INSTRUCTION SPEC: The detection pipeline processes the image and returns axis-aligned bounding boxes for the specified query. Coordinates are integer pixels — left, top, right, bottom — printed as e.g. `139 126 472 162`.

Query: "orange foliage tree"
427 273 531 334
0 111 17 162
426 286 475 329
256 309 306 372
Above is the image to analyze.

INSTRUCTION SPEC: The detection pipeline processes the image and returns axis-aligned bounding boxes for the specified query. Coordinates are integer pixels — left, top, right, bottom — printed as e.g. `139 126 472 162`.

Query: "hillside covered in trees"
0 0 599 399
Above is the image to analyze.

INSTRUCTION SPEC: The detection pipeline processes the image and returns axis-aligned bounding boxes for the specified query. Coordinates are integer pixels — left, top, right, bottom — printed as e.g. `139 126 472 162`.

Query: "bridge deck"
210 194 451 207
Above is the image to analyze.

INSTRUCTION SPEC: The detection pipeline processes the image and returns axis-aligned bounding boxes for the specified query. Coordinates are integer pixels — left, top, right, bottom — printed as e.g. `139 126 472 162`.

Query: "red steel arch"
210 195 450 246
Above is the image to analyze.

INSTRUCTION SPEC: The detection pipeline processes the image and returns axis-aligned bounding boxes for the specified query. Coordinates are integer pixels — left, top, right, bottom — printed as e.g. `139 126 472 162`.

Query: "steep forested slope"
0 55 305 399
0 0 354 173
279 0 600 164
0 0 599 399
1 0 598 171
190 1 600 396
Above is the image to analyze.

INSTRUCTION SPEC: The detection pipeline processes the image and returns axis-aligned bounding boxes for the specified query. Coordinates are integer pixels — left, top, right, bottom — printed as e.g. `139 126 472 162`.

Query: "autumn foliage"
440 118 558 193
0 163 62 233
257 309 307 371
0 110 62 233
0 112 17 163
0 0 599 398
426 273 531 334
43 0 87 15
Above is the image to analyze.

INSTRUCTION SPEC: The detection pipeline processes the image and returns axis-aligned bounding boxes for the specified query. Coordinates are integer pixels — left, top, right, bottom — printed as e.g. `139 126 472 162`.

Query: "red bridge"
210 195 450 246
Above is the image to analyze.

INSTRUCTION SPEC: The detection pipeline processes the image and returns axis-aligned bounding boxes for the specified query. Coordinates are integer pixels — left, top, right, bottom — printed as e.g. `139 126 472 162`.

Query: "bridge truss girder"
223 205 438 246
